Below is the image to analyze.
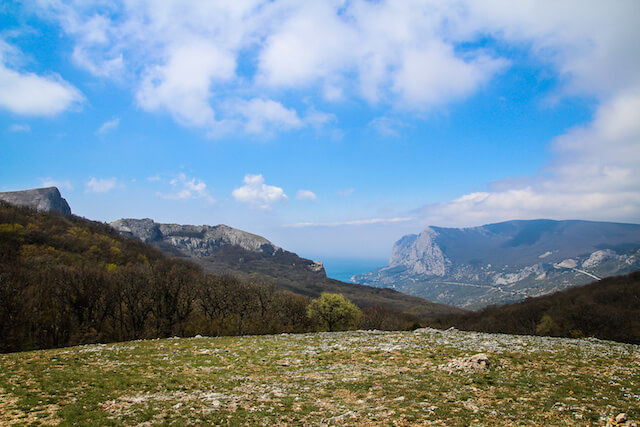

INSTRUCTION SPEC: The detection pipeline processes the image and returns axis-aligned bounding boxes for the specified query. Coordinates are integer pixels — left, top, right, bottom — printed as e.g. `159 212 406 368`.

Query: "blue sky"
1 1 639 263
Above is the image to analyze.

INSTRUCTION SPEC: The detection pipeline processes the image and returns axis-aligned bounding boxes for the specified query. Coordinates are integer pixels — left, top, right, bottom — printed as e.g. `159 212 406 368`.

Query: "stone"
615 413 628 424
443 353 490 372
0 187 71 215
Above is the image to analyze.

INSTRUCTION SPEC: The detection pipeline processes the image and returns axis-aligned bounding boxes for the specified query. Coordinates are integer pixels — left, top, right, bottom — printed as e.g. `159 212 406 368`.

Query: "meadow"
1 328 638 425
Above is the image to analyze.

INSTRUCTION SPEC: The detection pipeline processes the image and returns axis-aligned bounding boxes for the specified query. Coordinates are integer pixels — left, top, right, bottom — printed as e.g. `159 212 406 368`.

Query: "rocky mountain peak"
0 187 71 215
110 218 282 257
389 227 449 276
357 219 640 308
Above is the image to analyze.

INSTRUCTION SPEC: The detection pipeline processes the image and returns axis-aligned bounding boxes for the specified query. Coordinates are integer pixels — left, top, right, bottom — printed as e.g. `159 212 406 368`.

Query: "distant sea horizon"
318 257 388 283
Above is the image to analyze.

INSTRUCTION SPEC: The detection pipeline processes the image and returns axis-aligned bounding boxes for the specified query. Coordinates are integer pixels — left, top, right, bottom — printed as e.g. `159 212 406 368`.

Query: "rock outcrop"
0 187 71 215
110 218 281 257
110 218 326 275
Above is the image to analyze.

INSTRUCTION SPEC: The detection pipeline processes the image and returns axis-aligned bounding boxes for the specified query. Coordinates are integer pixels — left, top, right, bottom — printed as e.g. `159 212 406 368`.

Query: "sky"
1 0 640 264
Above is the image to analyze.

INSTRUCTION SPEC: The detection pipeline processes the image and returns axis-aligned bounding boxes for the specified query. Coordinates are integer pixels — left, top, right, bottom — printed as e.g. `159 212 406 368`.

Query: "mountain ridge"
355 219 640 308
110 217 463 318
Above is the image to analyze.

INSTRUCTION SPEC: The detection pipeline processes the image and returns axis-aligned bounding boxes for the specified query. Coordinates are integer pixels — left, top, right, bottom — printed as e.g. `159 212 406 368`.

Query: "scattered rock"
443 353 490 372
617 413 628 424
611 413 629 425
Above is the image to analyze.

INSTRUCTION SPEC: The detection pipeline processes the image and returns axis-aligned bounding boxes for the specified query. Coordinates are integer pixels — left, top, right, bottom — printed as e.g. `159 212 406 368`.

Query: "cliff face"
355 219 640 308
389 228 449 276
110 217 325 275
110 218 281 256
0 187 71 215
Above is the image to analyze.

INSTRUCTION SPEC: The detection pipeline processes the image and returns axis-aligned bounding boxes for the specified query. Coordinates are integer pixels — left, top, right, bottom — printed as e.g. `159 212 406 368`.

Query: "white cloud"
285 217 414 228
25 1 640 226
232 174 287 209
136 39 235 128
228 98 303 134
32 1 515 131
296 190 317 201
417 90 640 226
40 177 73 191
0 41 83 116
32 1 640 123
158 173 215 203
8 123 30 132
391 44 508 108
96 117 119 135
85 177 117 194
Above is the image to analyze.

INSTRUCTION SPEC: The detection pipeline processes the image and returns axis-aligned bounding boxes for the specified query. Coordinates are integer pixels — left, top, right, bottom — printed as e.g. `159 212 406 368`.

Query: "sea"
319 257 387 283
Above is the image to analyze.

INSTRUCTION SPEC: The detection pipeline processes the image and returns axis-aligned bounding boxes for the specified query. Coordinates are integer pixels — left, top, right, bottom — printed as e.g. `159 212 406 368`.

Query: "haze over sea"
319 257 388 283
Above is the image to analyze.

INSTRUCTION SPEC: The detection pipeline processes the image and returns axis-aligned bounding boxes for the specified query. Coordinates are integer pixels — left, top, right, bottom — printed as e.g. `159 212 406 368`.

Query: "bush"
307 293 361 332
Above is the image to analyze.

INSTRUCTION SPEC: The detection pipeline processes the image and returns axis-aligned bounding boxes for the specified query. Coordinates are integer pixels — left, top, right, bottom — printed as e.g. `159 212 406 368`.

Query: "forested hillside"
0 202 318 352
428 271 640 344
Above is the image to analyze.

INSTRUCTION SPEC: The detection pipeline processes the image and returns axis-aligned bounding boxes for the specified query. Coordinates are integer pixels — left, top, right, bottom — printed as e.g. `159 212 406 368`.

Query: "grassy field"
0 328 638 426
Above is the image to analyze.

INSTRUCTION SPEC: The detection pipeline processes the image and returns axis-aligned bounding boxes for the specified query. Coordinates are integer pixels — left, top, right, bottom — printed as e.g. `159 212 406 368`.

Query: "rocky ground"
0 328 638 425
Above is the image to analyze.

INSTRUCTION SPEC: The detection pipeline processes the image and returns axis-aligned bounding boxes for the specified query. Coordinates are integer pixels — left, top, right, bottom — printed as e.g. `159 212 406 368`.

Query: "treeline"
427 271 640 344
0 202 415 352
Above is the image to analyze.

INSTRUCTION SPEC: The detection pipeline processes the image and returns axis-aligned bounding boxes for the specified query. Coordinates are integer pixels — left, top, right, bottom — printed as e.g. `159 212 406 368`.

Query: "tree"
535 314 559 336
307 293 361 332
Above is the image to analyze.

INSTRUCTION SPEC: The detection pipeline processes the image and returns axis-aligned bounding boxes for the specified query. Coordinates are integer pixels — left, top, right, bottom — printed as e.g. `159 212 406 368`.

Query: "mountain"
0 187 71 215
429 271 640 344
354 219 640 308
110 218 464 318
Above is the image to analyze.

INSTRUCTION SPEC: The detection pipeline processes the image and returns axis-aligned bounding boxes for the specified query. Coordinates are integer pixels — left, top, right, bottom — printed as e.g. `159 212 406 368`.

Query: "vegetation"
0 329 637 425
173 241 465 319
0 202 316 352
428 271 640 344
0 202 419 353
306 292 362 331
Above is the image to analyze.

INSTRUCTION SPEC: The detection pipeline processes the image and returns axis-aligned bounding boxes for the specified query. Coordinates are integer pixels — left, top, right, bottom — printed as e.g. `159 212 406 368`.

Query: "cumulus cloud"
158 173 215 203
0 40 83 116
296 190 317 201
96 117 119 135
417 91 640 226
232 174 287 208
228 98 303 134
40 177 73 191
85 177 117 194
136 39 235 128
30 1 515 132
24 1 640 223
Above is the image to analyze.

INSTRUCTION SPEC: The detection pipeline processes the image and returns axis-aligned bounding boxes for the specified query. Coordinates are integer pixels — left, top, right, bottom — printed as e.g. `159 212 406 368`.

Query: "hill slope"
0 201 321 352
110 218 464 318
355 219 640 308
429 271 640 344
0 329 637 425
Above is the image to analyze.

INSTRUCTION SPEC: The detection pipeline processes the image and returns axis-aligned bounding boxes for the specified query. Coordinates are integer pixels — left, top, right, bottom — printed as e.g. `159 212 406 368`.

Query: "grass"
0 328 638 425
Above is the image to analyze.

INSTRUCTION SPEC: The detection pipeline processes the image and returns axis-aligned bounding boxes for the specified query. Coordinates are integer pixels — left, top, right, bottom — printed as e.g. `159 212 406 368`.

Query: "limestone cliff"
0 187 71 215
110 217 325 276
